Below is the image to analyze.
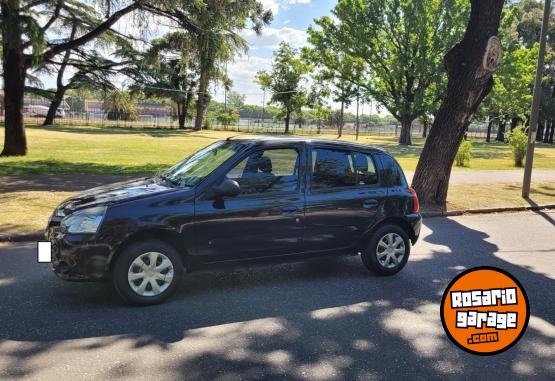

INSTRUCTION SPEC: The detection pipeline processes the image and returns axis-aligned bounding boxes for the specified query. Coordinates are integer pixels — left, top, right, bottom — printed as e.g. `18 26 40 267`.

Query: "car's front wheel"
361 224 410 275
112 240 184 305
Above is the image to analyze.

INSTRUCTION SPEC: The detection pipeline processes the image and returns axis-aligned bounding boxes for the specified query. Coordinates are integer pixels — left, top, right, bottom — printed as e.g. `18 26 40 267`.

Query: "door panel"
304 188 386 252
303 148 386 252
194 193 304 263
193 147 305 263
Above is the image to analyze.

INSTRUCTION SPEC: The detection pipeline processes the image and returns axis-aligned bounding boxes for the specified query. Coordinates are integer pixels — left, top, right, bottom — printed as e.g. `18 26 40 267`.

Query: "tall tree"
149 1 272 131
412 0 505 208
122 32 199 129
256 42 311 133
304 35 363 138
0 0 144 156
312 0 469 145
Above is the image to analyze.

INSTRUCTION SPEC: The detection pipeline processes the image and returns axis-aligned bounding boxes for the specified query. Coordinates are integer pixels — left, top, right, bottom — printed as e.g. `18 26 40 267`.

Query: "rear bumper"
45 228 112 281
407 213 422 244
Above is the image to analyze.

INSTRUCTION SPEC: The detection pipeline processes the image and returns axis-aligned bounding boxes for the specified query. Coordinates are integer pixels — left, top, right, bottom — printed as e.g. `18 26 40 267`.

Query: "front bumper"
46 227 112 281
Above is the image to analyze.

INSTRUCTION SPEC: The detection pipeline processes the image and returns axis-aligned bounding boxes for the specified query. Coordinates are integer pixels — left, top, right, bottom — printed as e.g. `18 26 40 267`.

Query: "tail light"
409 187 420 213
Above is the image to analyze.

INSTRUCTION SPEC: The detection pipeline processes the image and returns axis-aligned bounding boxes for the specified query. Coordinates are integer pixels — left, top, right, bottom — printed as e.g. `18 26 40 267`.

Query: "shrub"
455 140 472 167
508 125 528 167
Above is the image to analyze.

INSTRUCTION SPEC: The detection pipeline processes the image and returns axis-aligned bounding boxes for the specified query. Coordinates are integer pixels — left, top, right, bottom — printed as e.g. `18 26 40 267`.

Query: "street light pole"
522 0 551 198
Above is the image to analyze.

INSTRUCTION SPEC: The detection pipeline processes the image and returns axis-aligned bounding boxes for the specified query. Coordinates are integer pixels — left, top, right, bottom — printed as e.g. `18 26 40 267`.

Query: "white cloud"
242 26 307 49
259 0 311 16
213 55 272 105
260 0 280 15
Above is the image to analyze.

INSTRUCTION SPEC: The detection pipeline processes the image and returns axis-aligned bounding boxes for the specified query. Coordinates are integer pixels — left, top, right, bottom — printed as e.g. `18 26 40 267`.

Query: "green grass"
0 124 554 175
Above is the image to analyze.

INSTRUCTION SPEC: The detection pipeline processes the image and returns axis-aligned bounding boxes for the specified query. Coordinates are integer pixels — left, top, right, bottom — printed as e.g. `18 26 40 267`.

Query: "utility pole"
261 89 266 129
224 62 228 113
355 90 360 141
523 0 551 198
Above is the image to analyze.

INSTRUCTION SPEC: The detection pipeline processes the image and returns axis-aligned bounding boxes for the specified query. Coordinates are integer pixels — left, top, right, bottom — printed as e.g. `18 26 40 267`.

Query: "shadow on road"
0 216 554 379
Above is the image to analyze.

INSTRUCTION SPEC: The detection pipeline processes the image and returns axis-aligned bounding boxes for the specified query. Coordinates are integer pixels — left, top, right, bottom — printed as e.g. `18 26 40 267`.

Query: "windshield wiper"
157 173 181 187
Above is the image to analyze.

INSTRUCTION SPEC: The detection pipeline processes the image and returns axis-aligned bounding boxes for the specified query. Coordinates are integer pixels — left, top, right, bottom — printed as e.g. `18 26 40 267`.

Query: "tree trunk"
1 0 27 156
338 101 344 138
422 120 428 138
194 69 209 131
284 110 291 134
486 119 493 142
43 88 65 126
545 120 553 143
411 0 504 208
496 121 506 142
43 25 75 126
549 122 554 143
510 116 520 131
536 120 545 141
399 116 413 145
176 101 185 129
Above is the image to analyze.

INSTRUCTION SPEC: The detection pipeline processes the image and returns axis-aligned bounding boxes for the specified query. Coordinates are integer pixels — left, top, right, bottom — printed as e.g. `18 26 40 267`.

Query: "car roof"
227 135 387 154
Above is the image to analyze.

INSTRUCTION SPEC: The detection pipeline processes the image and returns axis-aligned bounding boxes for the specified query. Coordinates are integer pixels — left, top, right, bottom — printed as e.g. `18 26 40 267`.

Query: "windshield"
162 141 246 187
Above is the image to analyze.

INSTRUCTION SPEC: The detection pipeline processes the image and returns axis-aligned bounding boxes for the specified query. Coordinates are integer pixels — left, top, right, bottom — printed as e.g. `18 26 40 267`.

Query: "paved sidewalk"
1 169 554 193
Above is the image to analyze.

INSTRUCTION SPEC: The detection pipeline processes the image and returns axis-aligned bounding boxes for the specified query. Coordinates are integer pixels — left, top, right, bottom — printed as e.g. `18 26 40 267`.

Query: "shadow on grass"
26 124 224 139
0 223 30 234
0 159 165 176
503 183 555 198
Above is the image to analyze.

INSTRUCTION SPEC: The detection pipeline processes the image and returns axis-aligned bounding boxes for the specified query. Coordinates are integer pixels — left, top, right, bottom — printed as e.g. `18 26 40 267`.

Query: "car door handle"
363 199 379 209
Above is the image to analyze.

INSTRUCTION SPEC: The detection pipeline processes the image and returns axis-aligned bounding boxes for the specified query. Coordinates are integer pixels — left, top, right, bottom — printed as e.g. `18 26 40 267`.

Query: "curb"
1 204 554 243
0 231 44 243
421 204 555 218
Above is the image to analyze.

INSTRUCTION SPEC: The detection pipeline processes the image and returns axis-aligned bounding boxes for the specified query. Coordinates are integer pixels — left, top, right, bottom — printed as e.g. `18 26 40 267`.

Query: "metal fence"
0 93 501 140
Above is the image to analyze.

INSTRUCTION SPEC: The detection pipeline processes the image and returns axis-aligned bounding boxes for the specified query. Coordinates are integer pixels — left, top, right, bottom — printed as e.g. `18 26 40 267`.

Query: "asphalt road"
0 211 554 380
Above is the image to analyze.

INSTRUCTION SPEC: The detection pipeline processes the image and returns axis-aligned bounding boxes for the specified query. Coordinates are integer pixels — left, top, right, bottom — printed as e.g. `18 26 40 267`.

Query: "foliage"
256 42 311 132
217 110 239 129
226 91 246 112
103 90 138 121
151 0 273 130
507 125 528 167
311 0 469 144
304 31 363 119
455 140 472 167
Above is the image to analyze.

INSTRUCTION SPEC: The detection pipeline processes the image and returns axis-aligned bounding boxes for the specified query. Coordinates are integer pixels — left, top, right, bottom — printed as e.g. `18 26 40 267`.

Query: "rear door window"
311 149 356 189
352 152 378 185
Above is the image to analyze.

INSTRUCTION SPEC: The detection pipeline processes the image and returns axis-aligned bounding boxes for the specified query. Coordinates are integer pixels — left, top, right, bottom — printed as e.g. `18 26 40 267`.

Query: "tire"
112 239 184 305
361 224 410 275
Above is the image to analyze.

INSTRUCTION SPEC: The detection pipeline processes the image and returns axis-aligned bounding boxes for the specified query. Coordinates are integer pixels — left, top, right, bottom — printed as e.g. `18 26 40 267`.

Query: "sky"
213 0 336 105
37 0 379 114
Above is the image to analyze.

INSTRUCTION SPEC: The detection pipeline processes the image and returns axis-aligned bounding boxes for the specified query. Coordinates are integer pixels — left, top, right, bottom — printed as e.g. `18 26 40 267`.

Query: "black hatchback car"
46 136 421 305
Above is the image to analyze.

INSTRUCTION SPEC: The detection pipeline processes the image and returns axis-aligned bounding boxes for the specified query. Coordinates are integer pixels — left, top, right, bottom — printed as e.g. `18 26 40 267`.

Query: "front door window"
227 148 299 195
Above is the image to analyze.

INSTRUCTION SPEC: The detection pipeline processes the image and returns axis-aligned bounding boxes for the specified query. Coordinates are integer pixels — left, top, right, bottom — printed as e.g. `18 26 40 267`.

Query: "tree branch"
41 0 64 33
41 1 142 62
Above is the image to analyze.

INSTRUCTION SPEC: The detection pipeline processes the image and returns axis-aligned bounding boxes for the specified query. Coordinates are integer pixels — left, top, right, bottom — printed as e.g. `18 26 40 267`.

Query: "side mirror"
211 179 241 199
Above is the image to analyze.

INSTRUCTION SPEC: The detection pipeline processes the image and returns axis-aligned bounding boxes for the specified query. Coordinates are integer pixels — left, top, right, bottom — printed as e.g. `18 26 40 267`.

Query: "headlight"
61 207 107 234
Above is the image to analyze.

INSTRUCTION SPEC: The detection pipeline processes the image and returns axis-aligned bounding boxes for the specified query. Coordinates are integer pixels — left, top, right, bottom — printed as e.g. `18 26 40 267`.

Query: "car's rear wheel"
361 224 410 275
112 240 184 305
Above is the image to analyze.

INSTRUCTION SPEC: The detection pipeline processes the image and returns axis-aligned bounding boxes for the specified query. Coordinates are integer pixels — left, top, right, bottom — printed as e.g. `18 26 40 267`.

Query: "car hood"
56 178 180 215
